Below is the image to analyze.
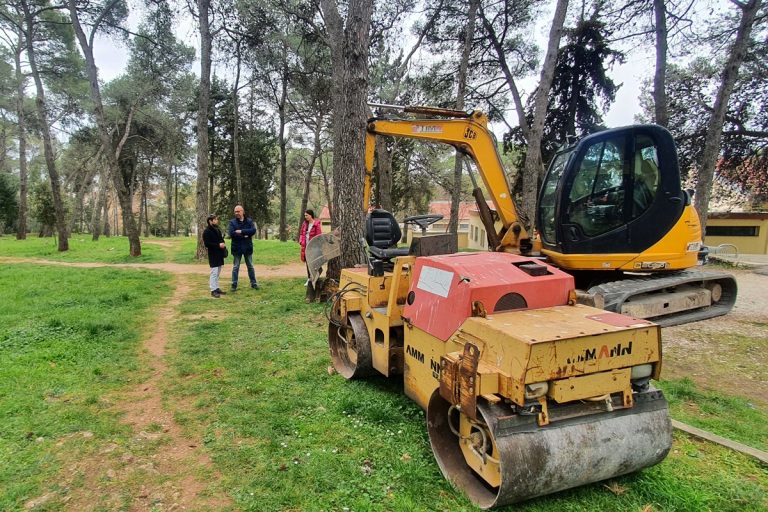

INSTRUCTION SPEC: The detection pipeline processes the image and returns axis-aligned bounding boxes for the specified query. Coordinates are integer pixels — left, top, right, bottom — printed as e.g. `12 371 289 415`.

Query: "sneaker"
215 288 227 295
251 283 260 290
231 285 237 292
211 290 221 298
304 279 309 287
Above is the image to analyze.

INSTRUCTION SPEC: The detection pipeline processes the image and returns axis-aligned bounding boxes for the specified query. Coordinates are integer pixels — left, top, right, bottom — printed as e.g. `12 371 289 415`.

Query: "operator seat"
365 209 409 276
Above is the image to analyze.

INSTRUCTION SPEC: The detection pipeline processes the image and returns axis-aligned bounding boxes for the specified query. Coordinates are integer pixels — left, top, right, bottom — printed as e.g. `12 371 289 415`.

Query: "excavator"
317 105 737 508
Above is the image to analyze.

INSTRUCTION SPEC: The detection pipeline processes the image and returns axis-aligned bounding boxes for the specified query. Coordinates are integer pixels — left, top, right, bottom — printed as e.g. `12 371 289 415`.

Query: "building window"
480 229 485 247
459 223 469 231
706 225 759 237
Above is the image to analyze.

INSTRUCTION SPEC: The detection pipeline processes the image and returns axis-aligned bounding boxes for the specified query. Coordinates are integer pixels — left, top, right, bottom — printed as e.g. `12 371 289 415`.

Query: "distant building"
405 200 499 251
705 212 768 255
318 206 332 231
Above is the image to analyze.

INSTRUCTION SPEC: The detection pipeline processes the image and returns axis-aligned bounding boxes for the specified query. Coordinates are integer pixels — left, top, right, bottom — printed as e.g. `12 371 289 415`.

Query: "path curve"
0 256 307 277
7 255 307 509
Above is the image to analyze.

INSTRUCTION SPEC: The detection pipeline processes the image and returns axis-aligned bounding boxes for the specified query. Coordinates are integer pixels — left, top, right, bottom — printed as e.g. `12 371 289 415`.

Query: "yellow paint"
549 368 631 403
705 216 768 255
542 205 701 271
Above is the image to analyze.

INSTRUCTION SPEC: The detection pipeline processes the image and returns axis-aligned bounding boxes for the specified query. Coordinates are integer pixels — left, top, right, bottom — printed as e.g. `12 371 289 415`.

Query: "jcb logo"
464 127 477 140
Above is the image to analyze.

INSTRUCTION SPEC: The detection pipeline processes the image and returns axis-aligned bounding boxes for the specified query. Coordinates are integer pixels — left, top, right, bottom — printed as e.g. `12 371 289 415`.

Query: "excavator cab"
537 125 687 257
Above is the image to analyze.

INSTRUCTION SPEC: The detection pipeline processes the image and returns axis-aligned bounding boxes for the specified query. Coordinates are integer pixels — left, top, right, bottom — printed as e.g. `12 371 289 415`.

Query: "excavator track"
586 270 738 327
427 389 672 509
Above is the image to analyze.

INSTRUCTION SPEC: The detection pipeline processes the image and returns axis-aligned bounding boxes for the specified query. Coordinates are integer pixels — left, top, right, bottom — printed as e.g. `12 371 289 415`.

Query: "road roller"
327 219 672 508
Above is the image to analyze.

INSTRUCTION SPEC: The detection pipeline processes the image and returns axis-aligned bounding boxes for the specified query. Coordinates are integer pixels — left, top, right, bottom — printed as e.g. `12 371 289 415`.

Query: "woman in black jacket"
203 214 228 298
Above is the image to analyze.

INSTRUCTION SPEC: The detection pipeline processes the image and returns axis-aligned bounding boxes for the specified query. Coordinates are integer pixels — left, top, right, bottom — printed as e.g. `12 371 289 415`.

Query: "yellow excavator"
357 105 736 326
318 105 736 508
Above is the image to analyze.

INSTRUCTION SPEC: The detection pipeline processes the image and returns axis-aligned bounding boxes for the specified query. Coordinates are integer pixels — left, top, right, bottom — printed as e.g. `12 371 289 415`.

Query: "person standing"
228 205 259 290
203 214 228 298
299 209 322 302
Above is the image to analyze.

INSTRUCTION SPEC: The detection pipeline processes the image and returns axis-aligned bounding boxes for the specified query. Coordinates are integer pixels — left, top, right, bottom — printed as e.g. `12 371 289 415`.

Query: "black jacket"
203 225 226 268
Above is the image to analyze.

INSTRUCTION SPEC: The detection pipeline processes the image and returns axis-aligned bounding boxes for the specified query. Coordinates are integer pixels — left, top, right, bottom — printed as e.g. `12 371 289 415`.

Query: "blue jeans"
231 253 256 288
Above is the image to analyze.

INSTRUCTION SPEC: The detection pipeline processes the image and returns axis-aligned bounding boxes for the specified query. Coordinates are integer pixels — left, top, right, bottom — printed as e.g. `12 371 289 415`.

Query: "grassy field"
2 259 766 511
166 237 300 266
0 264 171 509
168 278 768 512
0 235 299 266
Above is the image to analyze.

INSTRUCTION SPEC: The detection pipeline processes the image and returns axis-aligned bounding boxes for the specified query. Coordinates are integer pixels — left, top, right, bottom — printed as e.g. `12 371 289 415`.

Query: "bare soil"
662 267 768 409
18 259 305 511
56 274 235 511
0 256 307 277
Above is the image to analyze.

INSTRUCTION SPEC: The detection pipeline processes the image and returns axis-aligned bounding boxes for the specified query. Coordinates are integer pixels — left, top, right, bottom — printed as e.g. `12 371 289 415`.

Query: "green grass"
0 235 167 263
169 278 767 512
0 264 171 510
0 235 300 267
659 378 768 451
167 237 300 266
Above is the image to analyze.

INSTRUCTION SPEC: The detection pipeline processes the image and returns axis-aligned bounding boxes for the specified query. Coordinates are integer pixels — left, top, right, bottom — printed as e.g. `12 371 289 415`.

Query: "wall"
705 213 768 255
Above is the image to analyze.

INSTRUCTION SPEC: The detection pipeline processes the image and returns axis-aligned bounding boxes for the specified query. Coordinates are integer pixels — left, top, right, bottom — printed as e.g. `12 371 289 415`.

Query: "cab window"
539 151 570 244
566 137 626 237
631 135 659 217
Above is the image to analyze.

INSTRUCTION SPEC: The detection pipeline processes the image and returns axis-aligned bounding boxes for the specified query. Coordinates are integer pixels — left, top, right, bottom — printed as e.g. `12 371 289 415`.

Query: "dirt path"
9 255 302 510
0 256 307 278
56 274 233 511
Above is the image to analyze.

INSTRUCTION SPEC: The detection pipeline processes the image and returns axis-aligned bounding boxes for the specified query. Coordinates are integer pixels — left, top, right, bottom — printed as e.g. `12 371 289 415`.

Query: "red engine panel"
403 252 575 342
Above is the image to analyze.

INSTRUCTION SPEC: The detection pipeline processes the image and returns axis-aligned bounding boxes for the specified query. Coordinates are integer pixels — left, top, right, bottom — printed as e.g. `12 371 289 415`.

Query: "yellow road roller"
327 222 672 508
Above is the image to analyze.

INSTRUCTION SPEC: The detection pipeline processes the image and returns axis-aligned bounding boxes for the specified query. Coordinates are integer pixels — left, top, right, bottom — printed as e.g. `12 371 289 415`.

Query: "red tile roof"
429 200 494 220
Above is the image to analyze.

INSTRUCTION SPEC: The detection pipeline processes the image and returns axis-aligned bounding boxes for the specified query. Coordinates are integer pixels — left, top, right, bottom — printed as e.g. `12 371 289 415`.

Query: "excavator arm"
363 106 530 253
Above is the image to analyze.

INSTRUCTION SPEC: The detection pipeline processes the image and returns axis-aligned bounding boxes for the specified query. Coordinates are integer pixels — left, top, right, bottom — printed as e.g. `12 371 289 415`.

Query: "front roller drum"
328 313 374 379
427 391 672 509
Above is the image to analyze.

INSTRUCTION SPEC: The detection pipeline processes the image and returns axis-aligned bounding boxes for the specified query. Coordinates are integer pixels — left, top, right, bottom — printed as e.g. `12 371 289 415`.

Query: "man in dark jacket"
203 214 228 298
228 205 259 290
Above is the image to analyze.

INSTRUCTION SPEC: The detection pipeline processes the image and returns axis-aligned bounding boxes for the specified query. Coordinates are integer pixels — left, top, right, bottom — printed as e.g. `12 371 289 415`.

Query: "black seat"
365 210 409 275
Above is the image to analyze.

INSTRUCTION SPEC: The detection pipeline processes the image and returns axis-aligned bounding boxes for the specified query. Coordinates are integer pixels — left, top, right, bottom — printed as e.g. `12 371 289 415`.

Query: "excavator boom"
363 109 530 252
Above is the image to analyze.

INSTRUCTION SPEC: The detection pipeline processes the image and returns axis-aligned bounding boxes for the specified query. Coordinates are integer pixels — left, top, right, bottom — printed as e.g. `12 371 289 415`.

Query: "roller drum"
427 390 672 509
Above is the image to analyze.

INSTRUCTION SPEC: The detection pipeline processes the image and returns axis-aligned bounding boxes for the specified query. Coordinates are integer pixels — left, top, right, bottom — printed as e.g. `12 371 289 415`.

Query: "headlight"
631 364 653 380
525 382 549 399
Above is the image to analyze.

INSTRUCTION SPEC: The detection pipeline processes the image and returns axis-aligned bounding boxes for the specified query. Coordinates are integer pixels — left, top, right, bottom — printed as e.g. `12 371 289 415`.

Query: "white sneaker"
304 279 310 287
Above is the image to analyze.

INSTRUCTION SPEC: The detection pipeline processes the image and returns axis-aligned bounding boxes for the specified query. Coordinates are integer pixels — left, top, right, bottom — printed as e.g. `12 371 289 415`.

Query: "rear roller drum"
427 390 672 509
328 313 374 379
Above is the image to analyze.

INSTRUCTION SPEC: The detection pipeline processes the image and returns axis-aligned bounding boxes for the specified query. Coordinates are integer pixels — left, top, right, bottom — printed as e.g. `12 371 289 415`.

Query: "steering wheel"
404 214 444 234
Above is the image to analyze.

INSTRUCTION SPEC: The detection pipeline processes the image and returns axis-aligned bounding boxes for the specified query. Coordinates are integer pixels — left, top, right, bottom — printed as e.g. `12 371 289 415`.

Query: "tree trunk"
195 0 212 259
297 114 323 238
209 102 215 213
71 165 96 234
320 0 375 279
233 44 243 203
166 165 174 236
23 1 68 251
653 0 669 127
521 0 569 230
174 170 179 236
448 0 478 244
14 34 28 240
92 167 109 241
695 0 761 234
68 1 142 255
278 41 289 241
319 155 332 220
